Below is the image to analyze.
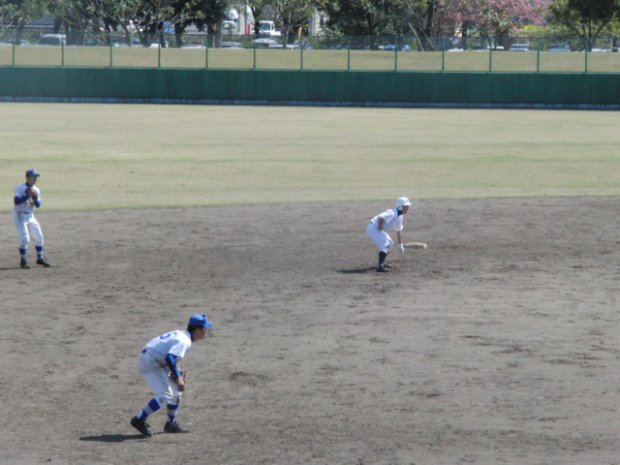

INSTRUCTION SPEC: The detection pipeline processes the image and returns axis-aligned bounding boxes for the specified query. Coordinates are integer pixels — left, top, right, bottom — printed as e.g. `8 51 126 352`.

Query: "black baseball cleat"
164 421 190 433
36 258 51 267
376 265 389 272
130 416 153 437
20 258 30 269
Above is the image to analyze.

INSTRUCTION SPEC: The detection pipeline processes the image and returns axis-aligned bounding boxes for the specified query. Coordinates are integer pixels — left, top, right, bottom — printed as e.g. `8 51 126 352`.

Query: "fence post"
347 38 351 71
300 42 304 70
441 44 445 72
394 37 398 71
109 42 113 67
253 41 257 69
536 42 540 73
61 41 65 67
584 47 588 73
205 41 209 69
157 42 161 68
488 48 492 72
12 42 15 66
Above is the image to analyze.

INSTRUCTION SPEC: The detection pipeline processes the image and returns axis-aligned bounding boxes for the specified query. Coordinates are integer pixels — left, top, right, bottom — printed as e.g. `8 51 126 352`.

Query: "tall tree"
317 0 393 38
550 0 620 50
245 0 270 34
389 0 454 50
0 0 44 41
447 0 548 48
271 0 314 46
169 0 230 47
45 0 166 45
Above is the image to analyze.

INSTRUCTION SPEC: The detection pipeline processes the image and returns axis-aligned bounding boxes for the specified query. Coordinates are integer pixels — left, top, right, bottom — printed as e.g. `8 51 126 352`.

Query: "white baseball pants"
13 211 44 250
366 222 393 254
137 351 182 407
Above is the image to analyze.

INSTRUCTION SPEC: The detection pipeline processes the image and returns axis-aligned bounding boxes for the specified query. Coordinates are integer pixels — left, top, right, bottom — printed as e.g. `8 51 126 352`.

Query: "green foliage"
0 0 43 28
568 0 620 21
272 0 314 42
316 0 398 37
40 0 231 42
550 0 620 49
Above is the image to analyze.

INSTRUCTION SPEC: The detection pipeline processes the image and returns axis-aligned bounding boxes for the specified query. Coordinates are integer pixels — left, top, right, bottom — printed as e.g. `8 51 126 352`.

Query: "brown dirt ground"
1 197 619 465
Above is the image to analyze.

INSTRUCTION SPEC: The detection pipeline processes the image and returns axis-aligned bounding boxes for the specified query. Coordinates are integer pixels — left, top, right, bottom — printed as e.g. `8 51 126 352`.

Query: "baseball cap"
189 313 213 329
26 168 40 177
396 197 412 209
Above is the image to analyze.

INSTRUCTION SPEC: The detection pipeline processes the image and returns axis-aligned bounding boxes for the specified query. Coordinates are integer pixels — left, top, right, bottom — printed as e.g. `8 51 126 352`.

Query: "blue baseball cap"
26 168 40 177
189 313 213 329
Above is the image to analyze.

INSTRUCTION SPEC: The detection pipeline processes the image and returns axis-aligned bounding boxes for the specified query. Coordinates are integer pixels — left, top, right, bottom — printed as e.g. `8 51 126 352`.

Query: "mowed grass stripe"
0 103 618 211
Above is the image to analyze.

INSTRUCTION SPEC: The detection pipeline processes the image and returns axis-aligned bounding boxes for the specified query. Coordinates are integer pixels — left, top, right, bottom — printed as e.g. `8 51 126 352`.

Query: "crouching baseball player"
13 168 50 269
130 313 213 437
366 197 412 272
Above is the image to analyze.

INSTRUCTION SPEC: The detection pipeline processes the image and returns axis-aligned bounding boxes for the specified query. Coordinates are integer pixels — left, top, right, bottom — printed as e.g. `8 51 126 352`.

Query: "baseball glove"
177 367 188 392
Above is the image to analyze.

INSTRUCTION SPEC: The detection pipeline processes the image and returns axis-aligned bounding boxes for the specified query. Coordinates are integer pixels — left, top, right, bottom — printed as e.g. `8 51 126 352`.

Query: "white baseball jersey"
143 330 192 364
138 330 191 406
370 208 404 232
14 183 41 215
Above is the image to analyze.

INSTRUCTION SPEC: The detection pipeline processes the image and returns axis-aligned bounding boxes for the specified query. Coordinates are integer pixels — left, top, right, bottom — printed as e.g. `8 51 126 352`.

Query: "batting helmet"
26 168 40 177
396 197 412 210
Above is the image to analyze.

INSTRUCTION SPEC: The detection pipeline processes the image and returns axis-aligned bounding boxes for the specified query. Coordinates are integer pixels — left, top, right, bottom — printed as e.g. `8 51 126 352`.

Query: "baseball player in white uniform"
130 314 213 437
366 197 412 272
13 168 50 269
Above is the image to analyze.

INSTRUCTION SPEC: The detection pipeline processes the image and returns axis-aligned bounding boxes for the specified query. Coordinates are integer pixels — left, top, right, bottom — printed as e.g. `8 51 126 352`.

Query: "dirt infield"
1 197 618 465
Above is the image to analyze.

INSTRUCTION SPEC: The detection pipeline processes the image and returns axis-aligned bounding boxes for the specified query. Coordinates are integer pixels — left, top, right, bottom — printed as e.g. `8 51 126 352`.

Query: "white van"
38 34 66 46
257 20 281 37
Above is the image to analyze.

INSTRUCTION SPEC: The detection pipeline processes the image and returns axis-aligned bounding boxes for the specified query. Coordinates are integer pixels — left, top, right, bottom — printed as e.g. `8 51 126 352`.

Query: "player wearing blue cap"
130 314 213 437
13 168 50 269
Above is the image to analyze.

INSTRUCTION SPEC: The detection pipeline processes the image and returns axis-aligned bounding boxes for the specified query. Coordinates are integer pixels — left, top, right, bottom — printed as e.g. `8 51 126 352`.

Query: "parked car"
292 40 312 50
221 41 243 49
149 40 170 48
546 44 571 52
180 43 207 49
472 45 504 51
0 39 31 46
510 43 530 52
222 20 238 35
380 44 412 52
37 34 66 46
253 37 280 48
109 36 141 47
252 37 298 49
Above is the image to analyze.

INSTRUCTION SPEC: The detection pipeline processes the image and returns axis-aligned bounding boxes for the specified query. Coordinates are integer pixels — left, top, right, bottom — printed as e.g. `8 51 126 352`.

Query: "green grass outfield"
0 103 618 211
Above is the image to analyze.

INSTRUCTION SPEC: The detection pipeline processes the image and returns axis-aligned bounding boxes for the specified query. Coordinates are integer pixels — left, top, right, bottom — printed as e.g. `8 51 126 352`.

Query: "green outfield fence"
1 32 620 73
1 67 619 108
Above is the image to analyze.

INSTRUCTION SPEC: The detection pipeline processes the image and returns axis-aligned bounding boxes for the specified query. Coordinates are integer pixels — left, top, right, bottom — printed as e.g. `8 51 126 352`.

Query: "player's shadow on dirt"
338 266 380 274
79 433 146 442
